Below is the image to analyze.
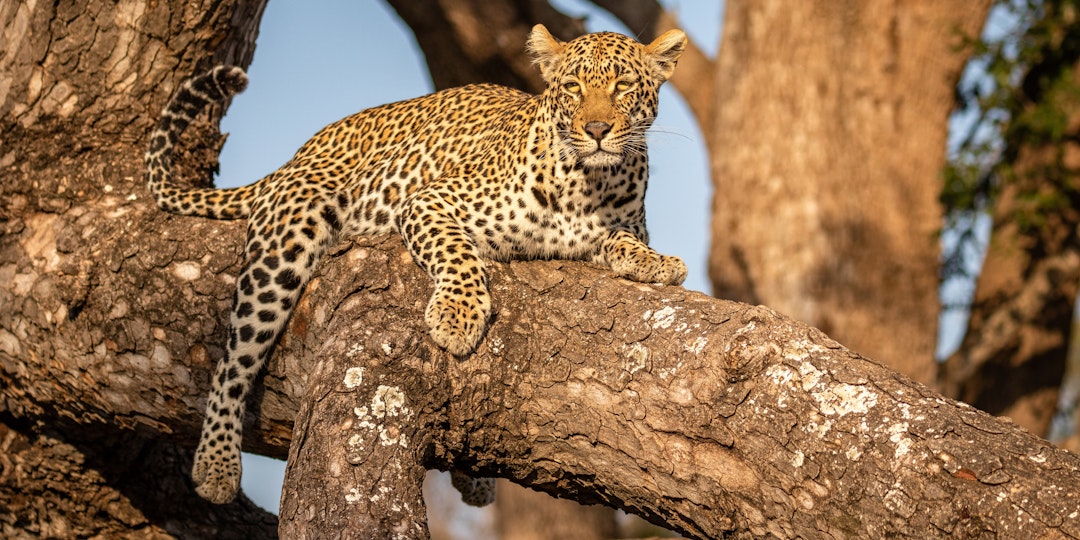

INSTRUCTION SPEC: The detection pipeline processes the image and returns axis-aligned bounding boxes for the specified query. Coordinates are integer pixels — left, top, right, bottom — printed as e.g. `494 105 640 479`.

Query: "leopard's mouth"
580 148 624 168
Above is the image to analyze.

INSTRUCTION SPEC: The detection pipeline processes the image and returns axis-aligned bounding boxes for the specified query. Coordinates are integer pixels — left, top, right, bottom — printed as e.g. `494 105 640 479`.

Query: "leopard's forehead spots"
561 32 643 80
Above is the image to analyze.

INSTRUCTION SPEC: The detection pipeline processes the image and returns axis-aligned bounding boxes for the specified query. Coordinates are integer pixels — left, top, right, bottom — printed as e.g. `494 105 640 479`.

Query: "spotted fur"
146 25 687 505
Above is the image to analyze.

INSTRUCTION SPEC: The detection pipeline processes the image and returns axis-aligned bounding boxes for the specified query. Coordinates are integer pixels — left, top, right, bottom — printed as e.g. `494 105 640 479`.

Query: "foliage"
942 0 1080 290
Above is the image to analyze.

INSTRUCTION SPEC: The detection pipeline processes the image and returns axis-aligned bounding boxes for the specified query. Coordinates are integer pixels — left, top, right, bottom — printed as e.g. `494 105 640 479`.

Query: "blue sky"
216 0 722 513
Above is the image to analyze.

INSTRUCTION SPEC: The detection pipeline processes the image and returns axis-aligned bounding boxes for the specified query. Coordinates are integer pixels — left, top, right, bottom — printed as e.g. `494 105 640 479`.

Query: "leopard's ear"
644 29 687 82
527 24 565 84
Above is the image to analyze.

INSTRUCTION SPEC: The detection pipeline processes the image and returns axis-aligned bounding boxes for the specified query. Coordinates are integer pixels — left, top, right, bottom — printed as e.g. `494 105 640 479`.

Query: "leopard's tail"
145 65 256 220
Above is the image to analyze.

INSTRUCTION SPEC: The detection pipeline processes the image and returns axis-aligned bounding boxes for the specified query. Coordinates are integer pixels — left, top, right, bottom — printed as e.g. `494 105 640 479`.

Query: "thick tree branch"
274 236 1080 539
7 173 1078 537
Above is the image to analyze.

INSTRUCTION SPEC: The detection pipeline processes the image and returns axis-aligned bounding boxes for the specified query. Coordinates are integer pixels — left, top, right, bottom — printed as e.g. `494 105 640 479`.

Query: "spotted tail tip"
211 65 249 98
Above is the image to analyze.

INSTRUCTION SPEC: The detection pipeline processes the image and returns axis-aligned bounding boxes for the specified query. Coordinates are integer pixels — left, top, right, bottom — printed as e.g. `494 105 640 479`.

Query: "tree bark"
0 0 276 536
707 1 990 385
6 141 1080 537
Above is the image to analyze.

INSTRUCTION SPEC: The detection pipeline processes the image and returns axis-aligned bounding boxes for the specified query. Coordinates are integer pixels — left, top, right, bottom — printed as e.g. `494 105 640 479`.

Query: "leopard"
145 24 688 506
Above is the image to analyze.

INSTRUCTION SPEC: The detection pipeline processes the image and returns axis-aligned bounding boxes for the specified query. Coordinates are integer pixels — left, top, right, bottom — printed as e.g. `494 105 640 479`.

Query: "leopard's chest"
468 164 644 261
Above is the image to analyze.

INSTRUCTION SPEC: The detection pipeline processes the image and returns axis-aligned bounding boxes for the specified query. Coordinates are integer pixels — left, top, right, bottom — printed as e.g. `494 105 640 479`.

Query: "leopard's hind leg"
192 191 344 503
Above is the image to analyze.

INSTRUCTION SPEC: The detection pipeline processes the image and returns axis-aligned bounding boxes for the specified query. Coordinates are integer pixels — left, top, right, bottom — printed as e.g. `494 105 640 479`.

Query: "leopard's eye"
614 80 633 92
562 82 581 94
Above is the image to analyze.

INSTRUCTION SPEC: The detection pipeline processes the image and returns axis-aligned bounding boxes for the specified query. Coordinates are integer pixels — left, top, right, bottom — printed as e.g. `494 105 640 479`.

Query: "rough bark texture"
254 236 1080 539
708 1 991 385
940 57 1080 436
0 0 277 536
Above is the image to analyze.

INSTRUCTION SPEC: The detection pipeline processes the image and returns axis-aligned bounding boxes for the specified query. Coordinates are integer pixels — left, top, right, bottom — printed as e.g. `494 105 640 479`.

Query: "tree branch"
8 168 1076 536
385 0 586 93
268 235 1080 538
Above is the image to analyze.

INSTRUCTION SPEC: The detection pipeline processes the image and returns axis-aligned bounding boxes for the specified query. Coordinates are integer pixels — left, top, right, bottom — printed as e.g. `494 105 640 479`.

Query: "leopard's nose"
584 121 611 142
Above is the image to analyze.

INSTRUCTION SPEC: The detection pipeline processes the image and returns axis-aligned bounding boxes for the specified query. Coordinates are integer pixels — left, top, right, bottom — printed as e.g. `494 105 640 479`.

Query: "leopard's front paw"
657 254 688 285
610 251 687 286
192 441 242 504
425 286 491 357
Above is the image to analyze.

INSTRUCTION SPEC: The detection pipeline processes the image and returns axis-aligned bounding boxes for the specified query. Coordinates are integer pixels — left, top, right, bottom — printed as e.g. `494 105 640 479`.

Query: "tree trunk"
707 1 990 385
939 182 1080 435
239 236 1080 539
0 0 277 537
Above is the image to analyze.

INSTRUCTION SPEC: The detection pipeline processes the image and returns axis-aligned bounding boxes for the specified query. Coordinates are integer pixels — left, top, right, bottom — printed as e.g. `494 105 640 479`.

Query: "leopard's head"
529 24 686 169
